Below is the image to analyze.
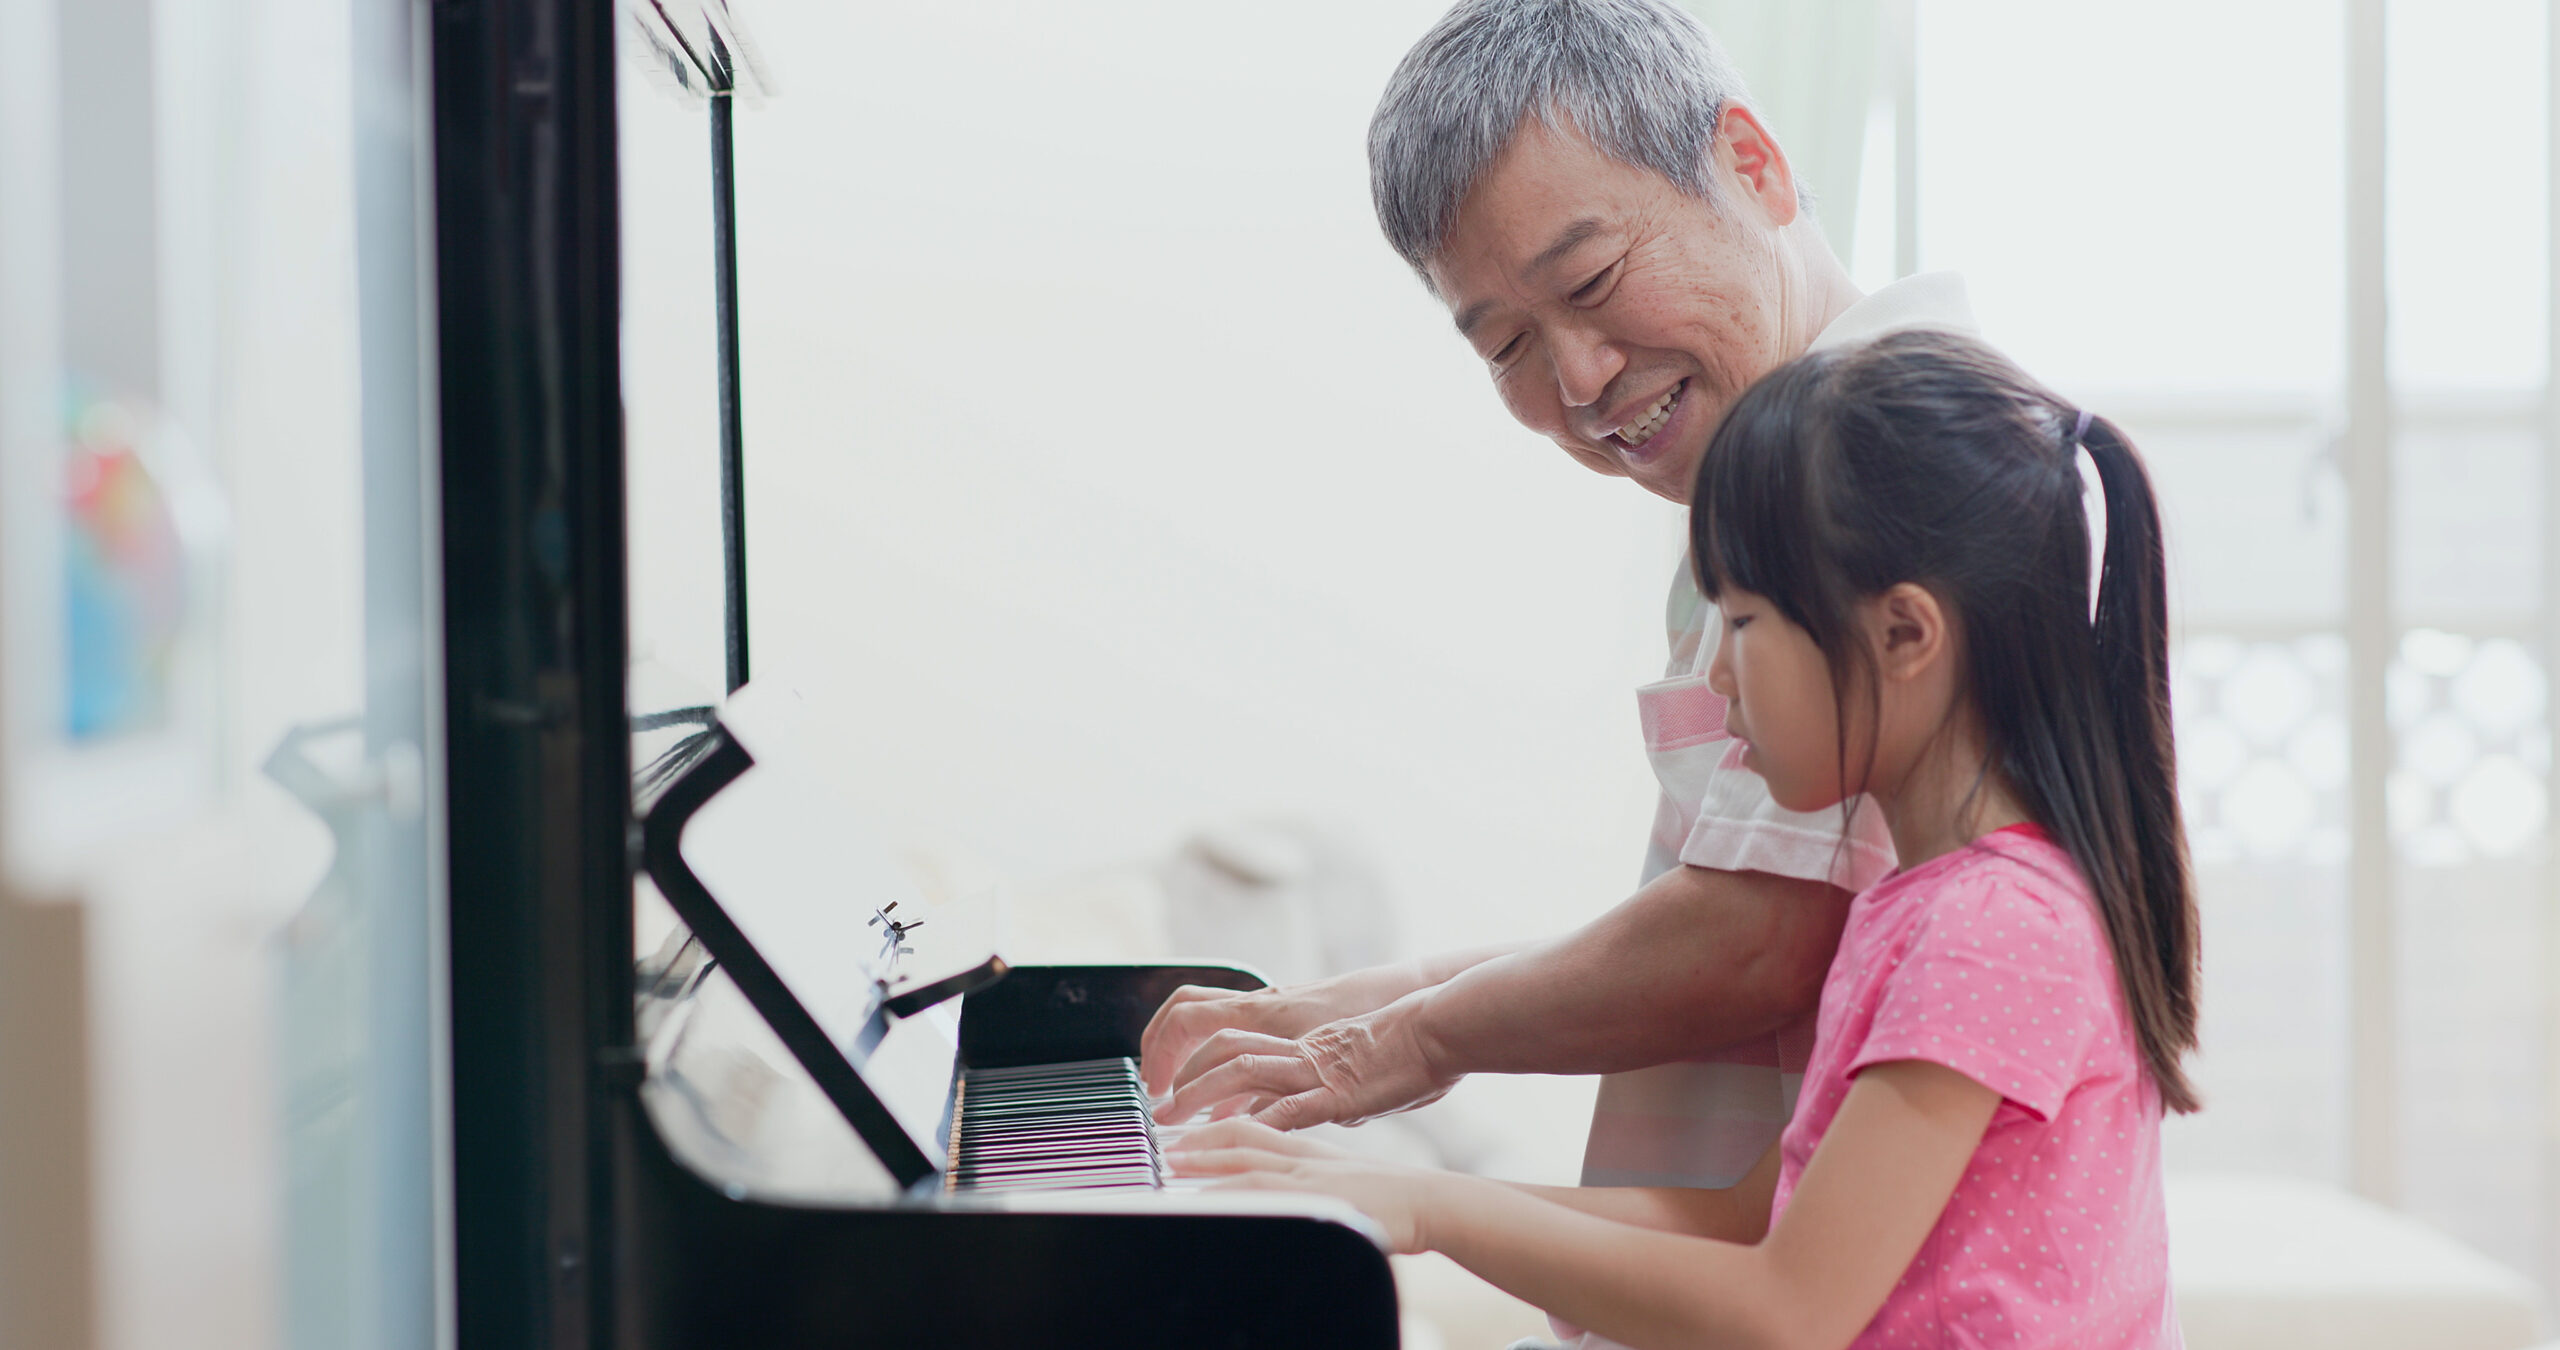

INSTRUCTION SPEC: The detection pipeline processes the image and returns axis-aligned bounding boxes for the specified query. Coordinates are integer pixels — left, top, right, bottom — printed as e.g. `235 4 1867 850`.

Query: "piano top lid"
625 0 776 105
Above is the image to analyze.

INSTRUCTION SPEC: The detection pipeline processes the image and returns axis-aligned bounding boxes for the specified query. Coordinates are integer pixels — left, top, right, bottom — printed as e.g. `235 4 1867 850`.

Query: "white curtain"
1682 0 1885 263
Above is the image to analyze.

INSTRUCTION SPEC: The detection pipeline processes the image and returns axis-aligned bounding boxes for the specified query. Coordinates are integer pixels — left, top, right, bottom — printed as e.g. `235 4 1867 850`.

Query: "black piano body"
427 0 1400 1343
617 962 1400 1348
608 715 1401 1348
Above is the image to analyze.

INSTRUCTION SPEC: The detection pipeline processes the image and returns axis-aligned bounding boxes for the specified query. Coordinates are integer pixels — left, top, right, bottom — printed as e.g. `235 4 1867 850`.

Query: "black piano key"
955 1143 1153 1169
962 1099 1144 1117
951 1163 1160 1185
957 1135 1155 1161
963 1059 1135 1083
961 1123 1143 1140
953 1160 1151 1179
955 1139 1151 1160
947 1056 1165 1193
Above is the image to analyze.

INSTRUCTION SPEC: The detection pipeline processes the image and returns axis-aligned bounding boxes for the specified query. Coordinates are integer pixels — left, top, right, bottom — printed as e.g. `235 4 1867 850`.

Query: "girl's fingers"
1172 1117 1306 1155
1165 1145 1290 1178
1202 1172 1312 1195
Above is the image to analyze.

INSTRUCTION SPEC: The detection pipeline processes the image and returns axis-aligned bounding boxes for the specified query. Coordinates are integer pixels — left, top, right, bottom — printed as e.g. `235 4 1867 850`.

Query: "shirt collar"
1807 271 1977 353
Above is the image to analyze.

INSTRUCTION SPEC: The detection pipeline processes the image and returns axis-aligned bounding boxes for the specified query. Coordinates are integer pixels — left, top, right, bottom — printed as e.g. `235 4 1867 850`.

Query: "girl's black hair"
1691 328 2200 1113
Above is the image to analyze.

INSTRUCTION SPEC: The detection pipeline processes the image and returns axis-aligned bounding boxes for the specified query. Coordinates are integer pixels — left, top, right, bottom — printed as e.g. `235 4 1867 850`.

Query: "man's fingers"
1139 986 1237 1094
1140 998 1231 1096
1208 1092 1295 1122
1158 1051 1311 1124
1206 1093 1269 1122
1152 1050 1320 1125
1168 1028 1296 1097
1252 1087 1344 1133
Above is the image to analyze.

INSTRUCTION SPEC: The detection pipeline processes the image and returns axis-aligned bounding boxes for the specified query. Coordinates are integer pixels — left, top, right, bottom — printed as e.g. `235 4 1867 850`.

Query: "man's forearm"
1309 942 1525 1015
1150 865 1848 1126
1408 864 1850 1080
1399 941 1527 991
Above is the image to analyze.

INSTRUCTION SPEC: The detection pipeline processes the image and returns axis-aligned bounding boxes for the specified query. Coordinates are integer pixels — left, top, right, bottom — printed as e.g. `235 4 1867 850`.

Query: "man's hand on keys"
1138 979 1359 1098
1147 991 1459 1130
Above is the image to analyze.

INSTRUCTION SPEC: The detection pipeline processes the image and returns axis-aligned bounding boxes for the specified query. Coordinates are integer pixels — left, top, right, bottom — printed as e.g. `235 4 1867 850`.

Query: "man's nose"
1549 326 1624 410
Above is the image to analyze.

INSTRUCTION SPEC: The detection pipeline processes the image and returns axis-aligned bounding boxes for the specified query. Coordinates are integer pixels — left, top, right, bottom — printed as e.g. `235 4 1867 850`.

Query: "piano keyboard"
946 1057 1164 1193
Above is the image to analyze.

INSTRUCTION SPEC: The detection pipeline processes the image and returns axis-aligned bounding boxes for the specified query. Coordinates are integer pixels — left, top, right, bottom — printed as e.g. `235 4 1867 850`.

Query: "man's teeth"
1617 383 1682 449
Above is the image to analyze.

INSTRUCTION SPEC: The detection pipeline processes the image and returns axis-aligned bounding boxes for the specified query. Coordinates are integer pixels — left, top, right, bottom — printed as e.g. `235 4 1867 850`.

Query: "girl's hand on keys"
1164 1118 1441 1255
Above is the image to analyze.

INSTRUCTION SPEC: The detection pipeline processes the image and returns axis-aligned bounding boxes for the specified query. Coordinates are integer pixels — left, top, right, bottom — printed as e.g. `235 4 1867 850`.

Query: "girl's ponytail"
2080 416 2202 1112
1692 332 2202 1114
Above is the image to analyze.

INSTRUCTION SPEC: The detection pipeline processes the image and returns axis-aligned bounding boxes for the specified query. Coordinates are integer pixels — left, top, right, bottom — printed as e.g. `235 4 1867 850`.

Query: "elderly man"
1142 0 1981 1204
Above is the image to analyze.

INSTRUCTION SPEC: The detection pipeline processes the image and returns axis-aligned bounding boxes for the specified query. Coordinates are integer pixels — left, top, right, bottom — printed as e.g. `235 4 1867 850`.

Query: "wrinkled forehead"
1423 119 1679 295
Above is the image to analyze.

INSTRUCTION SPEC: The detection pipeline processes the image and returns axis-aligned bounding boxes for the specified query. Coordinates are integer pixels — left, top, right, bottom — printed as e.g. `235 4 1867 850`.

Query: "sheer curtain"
1683 0 1886 262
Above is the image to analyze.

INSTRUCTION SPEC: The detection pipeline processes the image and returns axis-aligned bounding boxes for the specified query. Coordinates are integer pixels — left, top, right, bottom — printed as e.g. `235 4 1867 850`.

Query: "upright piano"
425 0 1403 1344
613 690 1401 1346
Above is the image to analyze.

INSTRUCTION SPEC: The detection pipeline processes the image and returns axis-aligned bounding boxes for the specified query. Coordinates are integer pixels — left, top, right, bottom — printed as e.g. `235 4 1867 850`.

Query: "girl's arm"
1496 1143 1782 1242
1439 1061 1997 1348
1174 1059 1997 1350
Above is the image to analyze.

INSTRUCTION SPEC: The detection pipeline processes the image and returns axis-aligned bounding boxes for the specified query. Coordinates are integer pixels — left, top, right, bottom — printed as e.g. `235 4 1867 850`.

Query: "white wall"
624 1 1685 960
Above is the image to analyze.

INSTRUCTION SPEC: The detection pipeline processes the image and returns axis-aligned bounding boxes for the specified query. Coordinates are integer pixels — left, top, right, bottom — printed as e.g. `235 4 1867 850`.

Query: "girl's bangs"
1690 361 1832 631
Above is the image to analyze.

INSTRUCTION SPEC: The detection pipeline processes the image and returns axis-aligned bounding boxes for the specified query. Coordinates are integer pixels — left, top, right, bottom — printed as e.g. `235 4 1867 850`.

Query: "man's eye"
1489 336 1523 366
1571 264 1618 304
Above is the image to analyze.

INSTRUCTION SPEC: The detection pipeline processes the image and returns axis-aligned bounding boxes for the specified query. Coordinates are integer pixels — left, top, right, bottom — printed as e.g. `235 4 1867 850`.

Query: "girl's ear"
1866 582 1948 685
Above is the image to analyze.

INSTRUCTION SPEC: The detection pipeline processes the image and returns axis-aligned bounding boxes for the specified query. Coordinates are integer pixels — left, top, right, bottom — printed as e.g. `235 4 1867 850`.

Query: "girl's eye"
1571 263 1619 304
1727 613 1753 630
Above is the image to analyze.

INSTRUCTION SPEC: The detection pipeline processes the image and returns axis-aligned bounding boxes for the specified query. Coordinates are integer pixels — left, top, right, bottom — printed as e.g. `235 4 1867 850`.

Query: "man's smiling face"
1426 109 1805 505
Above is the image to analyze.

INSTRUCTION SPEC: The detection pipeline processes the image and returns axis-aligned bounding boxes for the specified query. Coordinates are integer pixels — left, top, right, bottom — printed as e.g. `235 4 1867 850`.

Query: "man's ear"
1868 583 1947 684
1714 104 1800 228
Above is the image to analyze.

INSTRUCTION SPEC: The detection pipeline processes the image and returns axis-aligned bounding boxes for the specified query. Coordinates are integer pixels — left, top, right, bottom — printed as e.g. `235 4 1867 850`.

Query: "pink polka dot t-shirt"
1770 823 2180 1348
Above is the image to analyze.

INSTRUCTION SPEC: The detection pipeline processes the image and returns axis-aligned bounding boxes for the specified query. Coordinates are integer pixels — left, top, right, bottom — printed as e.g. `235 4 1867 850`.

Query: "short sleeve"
1656 574 1898 892
1679 761 1899 892
1845 868 2107 1120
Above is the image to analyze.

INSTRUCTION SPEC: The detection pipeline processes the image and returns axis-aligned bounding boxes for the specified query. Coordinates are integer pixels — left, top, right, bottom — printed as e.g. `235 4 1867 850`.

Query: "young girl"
1171 328 2199 1350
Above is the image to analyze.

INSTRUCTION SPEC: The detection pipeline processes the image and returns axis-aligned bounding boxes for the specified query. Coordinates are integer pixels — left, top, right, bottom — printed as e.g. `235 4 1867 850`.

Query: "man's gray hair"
1369 0 1754 279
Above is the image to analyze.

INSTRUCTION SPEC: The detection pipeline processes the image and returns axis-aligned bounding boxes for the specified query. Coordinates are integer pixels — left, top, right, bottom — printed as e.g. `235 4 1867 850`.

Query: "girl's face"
1705 587 1859 814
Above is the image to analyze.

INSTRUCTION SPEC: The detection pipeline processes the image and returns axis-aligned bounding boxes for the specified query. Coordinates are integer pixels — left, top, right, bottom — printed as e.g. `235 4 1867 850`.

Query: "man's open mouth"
1610 379 1688 452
